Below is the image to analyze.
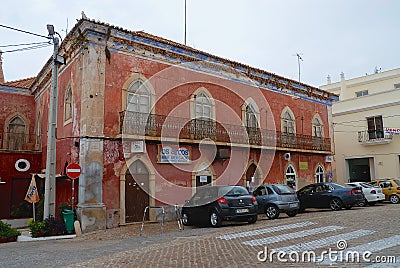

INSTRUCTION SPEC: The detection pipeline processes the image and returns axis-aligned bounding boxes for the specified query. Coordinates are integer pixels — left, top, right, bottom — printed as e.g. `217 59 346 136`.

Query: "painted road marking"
216 221 316 240
67 169 81 172
273 229 375 253
319 235 400 265
242 225 344 247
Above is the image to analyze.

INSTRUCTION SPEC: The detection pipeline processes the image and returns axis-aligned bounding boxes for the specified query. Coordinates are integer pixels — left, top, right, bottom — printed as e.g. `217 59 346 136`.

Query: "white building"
321 68 400 183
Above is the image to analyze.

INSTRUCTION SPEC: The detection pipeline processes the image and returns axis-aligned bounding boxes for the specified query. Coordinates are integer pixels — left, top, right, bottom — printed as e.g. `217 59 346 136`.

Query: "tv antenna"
293 53 303 82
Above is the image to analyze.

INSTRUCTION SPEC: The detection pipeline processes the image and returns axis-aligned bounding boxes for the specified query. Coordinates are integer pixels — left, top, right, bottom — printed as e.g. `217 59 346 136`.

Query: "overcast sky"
1 0 399 87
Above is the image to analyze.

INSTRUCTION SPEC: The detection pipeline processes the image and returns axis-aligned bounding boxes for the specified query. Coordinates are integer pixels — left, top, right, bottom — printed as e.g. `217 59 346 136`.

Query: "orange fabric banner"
25 175 39 203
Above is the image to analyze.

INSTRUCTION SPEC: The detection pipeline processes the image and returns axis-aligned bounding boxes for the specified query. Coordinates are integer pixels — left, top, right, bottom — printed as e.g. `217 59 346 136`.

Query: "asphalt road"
0 203 399 267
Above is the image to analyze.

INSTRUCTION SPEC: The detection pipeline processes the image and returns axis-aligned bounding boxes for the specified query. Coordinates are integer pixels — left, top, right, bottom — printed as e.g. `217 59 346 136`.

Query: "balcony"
357 130 393 145
120 111 331 152
0 132 41 152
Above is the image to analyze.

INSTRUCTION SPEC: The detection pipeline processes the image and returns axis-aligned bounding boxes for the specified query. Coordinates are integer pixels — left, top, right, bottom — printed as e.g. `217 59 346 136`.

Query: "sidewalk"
75 219 189 241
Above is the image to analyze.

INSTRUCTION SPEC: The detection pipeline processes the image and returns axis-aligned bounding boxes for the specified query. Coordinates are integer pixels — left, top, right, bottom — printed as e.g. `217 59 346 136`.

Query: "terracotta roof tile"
0 77 36 89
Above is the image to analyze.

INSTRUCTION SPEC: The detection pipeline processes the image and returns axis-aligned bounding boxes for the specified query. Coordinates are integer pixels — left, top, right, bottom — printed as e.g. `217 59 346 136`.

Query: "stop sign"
66 163 81 179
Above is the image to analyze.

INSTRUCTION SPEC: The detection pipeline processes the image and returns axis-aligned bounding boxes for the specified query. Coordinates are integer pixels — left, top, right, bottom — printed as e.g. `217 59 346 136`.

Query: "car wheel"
181 213 192 226
247 216 257 224
345 205 352 210
210 210 222 227
286 210 298 217
298 206 306 213
389 195 400 204
265 205 280 219
358 199 367 207
329 198 343 211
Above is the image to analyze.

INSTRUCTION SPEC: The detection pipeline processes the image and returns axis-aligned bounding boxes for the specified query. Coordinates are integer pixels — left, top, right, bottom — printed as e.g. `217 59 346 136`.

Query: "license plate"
236 208 249 213
289 203 298 208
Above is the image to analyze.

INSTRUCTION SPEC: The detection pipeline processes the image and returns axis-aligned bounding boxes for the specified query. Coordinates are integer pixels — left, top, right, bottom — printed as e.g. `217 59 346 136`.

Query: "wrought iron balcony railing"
120 111 331 151
357 130 392 145
0 132 41 151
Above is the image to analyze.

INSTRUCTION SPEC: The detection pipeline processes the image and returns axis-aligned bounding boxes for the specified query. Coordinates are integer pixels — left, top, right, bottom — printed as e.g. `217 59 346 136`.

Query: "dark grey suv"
253 184 300 219
181 185 258 227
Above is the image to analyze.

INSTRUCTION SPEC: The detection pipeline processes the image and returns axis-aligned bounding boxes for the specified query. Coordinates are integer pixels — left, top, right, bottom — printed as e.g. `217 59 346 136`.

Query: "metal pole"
184 0 187 45
71 178 75 210
44 36 59 219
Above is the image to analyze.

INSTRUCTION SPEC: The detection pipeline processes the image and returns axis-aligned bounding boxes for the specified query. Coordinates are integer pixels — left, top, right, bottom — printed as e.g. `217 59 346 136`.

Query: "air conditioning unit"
284 153 291 161
217 148 230 159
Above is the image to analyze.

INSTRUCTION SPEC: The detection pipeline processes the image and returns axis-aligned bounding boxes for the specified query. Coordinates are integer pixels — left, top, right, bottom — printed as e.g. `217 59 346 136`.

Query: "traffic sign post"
66 163 81 210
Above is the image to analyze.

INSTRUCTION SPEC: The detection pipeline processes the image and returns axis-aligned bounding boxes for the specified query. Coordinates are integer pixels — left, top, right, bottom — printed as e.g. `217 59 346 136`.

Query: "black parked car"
297 182 365 211
253 184 299 219
181 185 258 227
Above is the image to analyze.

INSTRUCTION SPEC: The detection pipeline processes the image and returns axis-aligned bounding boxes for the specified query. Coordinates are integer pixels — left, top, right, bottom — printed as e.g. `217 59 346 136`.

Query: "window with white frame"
127 80 151 113
245 103 258 128
312 116 323 138
355 90 368 98
315 165 325 183
282 110 295 134
285 165 297 190
194 92 212 119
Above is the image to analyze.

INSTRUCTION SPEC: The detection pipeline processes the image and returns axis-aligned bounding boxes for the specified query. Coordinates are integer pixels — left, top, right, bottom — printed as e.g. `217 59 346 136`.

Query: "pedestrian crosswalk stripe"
242 226 344 247
319 235 400 265
217 221 316 240
273 229 375 253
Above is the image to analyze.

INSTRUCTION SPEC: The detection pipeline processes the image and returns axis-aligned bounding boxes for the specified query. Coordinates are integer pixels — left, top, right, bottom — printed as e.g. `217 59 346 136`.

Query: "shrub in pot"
44 216 66 236
28 219 45 238
0 221 21 243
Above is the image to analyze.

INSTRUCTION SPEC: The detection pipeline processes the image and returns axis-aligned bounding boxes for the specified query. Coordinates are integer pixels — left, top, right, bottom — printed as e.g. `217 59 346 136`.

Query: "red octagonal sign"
66 163 81 179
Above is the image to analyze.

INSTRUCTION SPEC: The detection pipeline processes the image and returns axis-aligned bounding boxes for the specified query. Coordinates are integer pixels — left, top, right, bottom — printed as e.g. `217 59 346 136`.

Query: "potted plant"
28 218 45 238
0 221 21 243
44 216 66 236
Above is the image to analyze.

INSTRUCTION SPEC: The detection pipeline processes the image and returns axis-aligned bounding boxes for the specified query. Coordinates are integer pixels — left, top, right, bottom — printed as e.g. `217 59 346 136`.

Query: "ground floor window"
285 165 297 190
315 165 325 183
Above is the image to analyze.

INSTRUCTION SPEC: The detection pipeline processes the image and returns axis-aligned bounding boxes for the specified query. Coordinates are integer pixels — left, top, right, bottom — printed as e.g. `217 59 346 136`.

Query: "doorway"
125 160 149 223
348 158 371 182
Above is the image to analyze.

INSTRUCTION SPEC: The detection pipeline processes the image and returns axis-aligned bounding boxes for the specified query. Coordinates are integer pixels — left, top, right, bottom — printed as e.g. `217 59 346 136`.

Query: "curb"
17 234 76 242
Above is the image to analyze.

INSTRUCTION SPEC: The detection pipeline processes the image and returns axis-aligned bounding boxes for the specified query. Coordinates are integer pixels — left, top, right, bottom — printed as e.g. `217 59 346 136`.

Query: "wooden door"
125 161 149 223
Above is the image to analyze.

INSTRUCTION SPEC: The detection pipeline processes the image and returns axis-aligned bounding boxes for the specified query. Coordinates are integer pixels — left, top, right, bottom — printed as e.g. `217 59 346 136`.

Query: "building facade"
321 69 400 184
4 18 336 232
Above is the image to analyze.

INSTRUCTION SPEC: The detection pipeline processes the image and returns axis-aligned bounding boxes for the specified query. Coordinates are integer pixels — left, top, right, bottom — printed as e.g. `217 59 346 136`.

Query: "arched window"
194 92 212 119
312 116 323 138
282 109 295 134
285 164 297 190
7 116 26 150
245 103 258 128
64 86 72 122
127 80 151 113
315 165 325 183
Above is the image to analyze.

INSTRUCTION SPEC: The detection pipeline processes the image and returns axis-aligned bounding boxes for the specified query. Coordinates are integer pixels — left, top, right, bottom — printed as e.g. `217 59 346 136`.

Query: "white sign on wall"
385 127 400 135
131 140 145 153
158 144 191 163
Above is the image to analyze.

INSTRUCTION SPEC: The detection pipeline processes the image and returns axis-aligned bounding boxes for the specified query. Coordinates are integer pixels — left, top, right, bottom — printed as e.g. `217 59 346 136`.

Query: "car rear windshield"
360 183 373 188
271 185 295 195
394 180 400 186
224 186 249 196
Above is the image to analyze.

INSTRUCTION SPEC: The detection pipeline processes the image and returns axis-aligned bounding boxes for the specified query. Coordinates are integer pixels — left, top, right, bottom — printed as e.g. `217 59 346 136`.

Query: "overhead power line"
0 24 49 39
0 41 50 48
2 43 52 53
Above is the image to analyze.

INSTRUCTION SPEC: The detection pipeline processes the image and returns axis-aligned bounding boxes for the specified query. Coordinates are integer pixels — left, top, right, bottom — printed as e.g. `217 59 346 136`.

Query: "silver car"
346 182 385 206
253 184 300 219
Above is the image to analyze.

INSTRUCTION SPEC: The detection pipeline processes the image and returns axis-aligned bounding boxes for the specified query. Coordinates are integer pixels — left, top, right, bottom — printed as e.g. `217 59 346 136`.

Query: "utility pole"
295 53 303 82
184 0 187 45
44 25 64 219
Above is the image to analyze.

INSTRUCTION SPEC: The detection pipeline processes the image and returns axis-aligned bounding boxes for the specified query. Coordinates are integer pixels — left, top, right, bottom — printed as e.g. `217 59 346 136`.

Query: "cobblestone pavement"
1 203 399 268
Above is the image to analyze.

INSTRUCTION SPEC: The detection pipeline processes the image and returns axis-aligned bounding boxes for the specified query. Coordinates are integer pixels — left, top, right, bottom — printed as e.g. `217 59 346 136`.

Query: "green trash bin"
62 209 75 233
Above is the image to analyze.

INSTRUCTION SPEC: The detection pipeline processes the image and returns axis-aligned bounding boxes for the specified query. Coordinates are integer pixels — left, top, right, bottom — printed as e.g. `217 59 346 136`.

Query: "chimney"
339 72 346 101
0 50 4 83
327 75 331 84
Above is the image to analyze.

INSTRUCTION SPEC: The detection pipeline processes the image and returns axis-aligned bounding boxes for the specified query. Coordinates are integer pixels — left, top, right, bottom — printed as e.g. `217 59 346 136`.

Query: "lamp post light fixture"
43 24 65 219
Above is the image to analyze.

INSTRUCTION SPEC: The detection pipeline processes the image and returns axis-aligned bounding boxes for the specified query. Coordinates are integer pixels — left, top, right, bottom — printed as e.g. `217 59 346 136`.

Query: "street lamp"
43 24 64 219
